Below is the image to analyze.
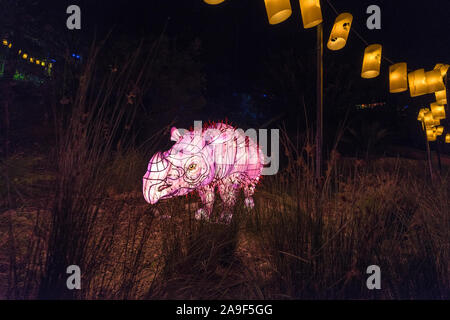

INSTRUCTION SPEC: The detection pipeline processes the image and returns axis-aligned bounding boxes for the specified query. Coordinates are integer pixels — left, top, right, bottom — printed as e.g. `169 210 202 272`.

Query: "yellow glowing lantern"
299 0 323 29
36 60 40 65
18 49 21 55
423 111 440 128
434 63 449 77
327 13 353 51
41 61 45 67
426 128 437 141
408 69 428 97
2 39 8 46
22 53 28 59
264 0 292 25
203 0 225 5
389 62 408 93
435 90 447 105
445 134 450 143
435 126 444 136
417 108 429 121
430 102 446 120
29 57 34 63
49 63 53 69
425 69 445 93
361 44 382 79
8 43 12 48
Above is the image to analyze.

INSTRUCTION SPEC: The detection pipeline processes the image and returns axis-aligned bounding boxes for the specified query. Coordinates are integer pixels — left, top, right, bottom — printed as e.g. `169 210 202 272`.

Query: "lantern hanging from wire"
264 0 292 25
299 0 323 29
361 44 382 79
434 63 449 77
435 89 447 105
446 134 450 143
423 111 440 128
425 69 445 93
203 0 225 5
417 108 429 122
408 69 428 97
327 13 353 51
389 62 408 93
426 128 437 141
435 126 444 136
22 53 28 60
430 102 446 120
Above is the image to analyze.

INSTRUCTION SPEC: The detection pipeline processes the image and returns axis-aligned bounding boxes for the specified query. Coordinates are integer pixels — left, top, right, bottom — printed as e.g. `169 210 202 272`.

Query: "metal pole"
436 139 442 174
424 125 434 182
315 23 323 183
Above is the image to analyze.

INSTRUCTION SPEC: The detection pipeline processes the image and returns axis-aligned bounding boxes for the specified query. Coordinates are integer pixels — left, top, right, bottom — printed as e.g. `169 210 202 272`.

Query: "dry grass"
1 151 449 299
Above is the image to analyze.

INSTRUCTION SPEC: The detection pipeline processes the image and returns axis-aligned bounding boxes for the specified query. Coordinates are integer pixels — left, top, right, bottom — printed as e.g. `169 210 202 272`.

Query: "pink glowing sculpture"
143 122 264 223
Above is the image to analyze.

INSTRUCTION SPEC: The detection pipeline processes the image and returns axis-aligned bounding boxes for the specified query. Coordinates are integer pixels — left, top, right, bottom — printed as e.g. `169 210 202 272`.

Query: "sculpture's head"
143 126 231 204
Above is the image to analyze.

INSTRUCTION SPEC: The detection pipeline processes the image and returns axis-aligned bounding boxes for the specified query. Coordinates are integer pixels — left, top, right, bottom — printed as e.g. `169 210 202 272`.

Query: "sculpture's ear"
170 127 182 142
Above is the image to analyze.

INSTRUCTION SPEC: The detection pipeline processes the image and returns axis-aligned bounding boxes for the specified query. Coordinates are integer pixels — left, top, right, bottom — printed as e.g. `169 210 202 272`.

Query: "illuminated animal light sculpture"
143 122 264 223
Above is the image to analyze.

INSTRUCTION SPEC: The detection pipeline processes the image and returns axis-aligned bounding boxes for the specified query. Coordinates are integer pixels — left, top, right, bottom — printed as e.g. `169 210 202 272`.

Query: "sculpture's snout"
143 152 171 204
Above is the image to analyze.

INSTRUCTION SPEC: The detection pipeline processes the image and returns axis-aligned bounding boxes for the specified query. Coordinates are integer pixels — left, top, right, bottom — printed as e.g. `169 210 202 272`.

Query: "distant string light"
2 38 54 71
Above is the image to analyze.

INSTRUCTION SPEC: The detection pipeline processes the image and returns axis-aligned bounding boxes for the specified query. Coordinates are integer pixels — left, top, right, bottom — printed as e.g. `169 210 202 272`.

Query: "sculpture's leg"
195 184 215 221
243 183 256 209
218 181 238 224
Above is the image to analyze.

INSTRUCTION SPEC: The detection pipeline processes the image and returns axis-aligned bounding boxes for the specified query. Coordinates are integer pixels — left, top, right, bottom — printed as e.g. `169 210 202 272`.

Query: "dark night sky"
28 0 450 102
2 0 449 149
70 0 449 81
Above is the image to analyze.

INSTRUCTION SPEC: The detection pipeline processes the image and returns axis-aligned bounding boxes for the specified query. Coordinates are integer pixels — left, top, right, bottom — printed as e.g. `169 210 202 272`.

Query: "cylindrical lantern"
423 111 440 128
426 128 437 141
327 13 353 51
425 69 445 93
408 69 428 97
434 63 449 77
435 126 444 136
389 62 408 93
264 0 292 25
204 0 225 5
299 0 323 29
435 90 447 105
430 102 446 120
445 134 450 143
417 108 429 121
361 44 382 79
